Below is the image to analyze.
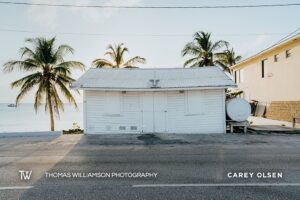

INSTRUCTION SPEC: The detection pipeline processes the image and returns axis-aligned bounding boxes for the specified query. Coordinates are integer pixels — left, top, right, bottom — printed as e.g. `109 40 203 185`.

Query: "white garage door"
141 92 167 133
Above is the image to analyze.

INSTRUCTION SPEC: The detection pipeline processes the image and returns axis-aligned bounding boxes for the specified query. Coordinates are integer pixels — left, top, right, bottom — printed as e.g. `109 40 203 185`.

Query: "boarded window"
104 92 121 115
122 93 140 112
185 91 202 114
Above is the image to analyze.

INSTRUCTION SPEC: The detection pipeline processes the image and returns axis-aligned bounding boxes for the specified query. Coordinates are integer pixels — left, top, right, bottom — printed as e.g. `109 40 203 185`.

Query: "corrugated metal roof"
71 66 236 91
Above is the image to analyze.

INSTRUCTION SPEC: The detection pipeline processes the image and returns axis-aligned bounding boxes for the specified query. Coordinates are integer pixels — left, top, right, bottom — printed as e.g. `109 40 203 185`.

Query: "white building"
71 67 236 134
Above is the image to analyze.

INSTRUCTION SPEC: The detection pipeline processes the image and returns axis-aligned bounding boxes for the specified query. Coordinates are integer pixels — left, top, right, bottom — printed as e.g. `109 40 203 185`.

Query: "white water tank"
226 98 251 122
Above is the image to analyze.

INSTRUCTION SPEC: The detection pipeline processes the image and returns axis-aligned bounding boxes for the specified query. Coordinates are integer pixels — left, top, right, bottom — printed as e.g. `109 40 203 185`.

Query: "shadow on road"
15 133 300 200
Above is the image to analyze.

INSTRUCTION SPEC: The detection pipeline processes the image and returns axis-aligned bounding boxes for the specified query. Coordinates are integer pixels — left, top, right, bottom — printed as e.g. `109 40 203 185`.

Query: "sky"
0 0 300 103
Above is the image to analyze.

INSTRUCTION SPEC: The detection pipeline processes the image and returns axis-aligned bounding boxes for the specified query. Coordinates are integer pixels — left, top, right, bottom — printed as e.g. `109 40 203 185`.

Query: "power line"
0 28 290 37
0 1 300 9
273 27 300 45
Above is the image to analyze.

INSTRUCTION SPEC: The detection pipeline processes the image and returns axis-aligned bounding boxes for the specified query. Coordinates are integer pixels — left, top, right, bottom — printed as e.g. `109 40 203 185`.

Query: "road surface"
0 133 299 200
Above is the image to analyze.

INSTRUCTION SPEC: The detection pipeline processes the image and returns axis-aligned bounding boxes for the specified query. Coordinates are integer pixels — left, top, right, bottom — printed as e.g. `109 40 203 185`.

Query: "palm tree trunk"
49 104 55 131
47 92 55 131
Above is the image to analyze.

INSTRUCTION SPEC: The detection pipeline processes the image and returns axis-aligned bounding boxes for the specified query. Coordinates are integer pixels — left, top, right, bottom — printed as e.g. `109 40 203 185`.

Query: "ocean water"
0 103 83 133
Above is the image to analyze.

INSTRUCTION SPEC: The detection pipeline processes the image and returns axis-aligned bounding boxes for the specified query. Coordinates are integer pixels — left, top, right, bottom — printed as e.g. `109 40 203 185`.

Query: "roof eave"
231 33 300 70
71 85 237 91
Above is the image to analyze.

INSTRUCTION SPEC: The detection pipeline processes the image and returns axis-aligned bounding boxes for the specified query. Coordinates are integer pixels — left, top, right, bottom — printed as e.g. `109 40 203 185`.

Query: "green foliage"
62 129 83 134
92 43 146 68
182 31 228 67
3 37 85 131
214 44 242 74
226 89 243 100
62 122 83 134
182 32 242 73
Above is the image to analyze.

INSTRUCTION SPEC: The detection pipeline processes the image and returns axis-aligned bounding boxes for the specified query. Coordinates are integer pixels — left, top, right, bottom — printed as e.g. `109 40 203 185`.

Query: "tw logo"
19 170 32 180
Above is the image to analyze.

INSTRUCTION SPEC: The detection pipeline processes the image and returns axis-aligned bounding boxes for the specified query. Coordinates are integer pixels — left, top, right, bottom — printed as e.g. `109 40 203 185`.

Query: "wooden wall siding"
84 89 225 134
165 90 225 133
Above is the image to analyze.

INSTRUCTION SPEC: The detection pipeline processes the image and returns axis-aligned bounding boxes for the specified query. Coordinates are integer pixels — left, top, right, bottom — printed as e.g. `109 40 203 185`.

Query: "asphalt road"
0 133 299 200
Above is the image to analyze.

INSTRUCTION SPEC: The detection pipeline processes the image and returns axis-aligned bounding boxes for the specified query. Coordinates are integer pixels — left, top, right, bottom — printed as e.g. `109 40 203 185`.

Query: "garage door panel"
153 92 167 133
141 92 167 133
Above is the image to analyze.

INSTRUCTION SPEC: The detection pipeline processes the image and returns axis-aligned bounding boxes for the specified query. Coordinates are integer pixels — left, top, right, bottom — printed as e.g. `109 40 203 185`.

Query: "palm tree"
182 31 228 67
92 43 146 68
215 44 242 73
3 37 85 131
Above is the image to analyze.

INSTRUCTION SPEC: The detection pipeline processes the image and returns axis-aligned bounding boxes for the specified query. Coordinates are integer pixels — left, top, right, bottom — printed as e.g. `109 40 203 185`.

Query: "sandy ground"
249 116 298 128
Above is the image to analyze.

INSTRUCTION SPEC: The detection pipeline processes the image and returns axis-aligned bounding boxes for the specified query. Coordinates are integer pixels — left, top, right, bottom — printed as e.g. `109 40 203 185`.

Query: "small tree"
92 43 146 68
3 37 85 131
226 89 243 100
182 31 228 67
215 44 242 74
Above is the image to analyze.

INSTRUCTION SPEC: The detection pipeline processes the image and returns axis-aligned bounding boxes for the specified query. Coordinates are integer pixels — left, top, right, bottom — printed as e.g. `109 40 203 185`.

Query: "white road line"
0 186 33 190
132 183 300 188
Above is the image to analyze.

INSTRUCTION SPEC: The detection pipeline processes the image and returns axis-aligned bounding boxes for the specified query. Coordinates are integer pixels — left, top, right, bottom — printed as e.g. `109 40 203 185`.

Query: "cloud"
26 0 142 29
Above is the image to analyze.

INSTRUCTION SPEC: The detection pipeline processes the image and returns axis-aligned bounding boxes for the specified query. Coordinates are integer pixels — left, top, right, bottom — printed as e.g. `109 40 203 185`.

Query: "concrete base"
248 125 300 133
0 131 61 138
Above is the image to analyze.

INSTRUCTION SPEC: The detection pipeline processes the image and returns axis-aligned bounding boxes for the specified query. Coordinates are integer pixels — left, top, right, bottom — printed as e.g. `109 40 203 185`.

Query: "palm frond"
183 31 233 68
11 72 42 88
183 57 201 68
235 55 242 62
3 60 40 73
56 74 76 84
55 61 85 75
92 58 114 68
34 81 47 112
211 40 228 51
123 56 146 67
15 75 41 105
20 47 35 59
93 43 145 68
51 84 64 117
54 44 74 63
214 47 242 70
182 42 202 56
53 66 71 76
56 79 78 109
214 60 231 73
105 44 117 61
117 45 128 66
